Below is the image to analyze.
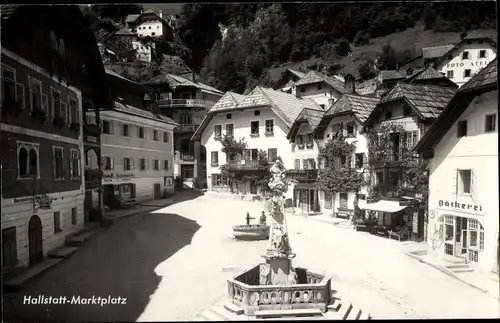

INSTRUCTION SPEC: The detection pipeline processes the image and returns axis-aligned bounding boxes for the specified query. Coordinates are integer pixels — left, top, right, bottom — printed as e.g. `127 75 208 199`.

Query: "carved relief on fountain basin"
227 264 331 315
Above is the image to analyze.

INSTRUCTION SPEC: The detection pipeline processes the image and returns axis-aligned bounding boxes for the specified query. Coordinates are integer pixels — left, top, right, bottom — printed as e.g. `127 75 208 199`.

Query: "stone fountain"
225 160 332 318
232 212 270 241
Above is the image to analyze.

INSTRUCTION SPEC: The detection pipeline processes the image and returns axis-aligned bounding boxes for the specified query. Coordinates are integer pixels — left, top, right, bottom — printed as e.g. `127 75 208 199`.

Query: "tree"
358 59 377 80
335 38 351 57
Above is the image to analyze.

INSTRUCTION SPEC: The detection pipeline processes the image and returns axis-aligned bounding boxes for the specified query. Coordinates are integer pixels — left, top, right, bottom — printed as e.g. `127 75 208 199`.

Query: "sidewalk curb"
405 251 498 300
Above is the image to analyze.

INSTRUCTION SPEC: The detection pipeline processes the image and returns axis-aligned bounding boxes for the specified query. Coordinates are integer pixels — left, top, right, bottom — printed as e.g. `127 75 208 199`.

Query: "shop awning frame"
358 199 408 213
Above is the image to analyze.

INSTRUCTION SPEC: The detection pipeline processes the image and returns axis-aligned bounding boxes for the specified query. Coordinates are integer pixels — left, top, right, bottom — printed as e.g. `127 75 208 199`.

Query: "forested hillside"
174 2 497 93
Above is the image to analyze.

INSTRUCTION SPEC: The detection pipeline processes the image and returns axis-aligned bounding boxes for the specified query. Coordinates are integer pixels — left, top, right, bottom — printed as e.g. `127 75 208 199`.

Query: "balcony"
174 124 200 133
85 169 103 189
227 159 266 171
286 169 318 181
157 99 215 109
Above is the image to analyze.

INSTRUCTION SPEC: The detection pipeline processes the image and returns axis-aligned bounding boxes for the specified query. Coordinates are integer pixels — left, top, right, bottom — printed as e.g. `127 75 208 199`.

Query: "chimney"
159 10 163 19
344 74 355 94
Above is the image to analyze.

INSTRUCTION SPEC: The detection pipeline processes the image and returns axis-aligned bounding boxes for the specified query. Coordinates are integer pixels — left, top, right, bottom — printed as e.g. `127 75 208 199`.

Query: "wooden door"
28 215 43 266
154 183 161 199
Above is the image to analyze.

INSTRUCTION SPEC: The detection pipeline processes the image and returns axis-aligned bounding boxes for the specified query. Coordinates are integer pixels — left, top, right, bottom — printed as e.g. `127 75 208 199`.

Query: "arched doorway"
28 215 43 266
85 148 99 170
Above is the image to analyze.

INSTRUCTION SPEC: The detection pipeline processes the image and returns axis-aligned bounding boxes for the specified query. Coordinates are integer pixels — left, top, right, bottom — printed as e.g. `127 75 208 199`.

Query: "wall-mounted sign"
446 60 489 68
438 199 483 213
399 200 414 207
412 212 418 234
102 173 135 181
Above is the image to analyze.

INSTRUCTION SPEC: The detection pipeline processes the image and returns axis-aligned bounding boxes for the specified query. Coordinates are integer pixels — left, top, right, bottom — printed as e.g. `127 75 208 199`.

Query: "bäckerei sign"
438 199 483 213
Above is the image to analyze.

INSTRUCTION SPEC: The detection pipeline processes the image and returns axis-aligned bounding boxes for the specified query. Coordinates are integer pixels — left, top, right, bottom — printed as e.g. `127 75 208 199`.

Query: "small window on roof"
227 113 232 119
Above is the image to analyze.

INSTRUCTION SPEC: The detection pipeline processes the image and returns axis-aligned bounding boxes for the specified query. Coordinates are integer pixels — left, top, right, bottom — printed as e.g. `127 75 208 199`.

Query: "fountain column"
260 161 297 286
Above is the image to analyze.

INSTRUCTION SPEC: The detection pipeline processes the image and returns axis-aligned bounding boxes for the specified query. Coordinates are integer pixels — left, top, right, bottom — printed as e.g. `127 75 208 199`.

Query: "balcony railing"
227 159 266 170
286 169 318 181
174 124 200 133
157 99 215 109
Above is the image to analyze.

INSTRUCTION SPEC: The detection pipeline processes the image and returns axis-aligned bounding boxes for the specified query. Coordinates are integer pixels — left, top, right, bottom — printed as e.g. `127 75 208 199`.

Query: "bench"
336 208 353 220
255 309 323 319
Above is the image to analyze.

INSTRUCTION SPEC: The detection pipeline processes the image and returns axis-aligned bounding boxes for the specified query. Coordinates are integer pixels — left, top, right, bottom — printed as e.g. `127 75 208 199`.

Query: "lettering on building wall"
103 173 135 181
438 199 483 212
446 61 489 68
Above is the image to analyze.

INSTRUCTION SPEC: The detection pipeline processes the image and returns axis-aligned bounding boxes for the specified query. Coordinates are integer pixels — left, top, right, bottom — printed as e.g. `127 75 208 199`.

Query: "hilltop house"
125 9 173 41
272 68 306 92
433 31 497 87
293 70 348 109
1 5 113 273
362 83 456 242
144 73 223 189
415 59 498 275
193 87 321 197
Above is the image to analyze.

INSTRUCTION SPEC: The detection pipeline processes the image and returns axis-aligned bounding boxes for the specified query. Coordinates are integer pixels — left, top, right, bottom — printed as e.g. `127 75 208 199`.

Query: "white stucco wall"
132 41 151 63
436 41 496 87
201 107 292 192
427 90 499 273
136 20 163 38
295 83 344 108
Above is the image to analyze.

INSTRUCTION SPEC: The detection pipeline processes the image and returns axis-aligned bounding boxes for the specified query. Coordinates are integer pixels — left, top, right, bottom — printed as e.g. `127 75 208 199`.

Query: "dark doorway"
28 215 43 266
153 183 161 199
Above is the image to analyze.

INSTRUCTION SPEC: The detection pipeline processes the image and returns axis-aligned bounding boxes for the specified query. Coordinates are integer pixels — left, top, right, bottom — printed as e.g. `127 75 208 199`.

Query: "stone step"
65 230 98 247
200 309 229 321
47 246 79 259
451 268 474 273
346 306 361 320
445 264 470 269
358 310 371 320
4 257 63 291
255 308 323 319
224 302 244 315
331 302 353 320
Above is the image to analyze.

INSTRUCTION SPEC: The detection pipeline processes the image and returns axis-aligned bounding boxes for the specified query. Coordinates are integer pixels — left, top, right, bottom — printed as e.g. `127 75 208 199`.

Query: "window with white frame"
226 124 234 137
124 157 134 170
153 130 160 141
102 156 114 170
153 159 160 171
29 77 42 112
163 160 169 170
140 158 148 170
406 131 419 148
265 119 274 134
17 142 39 178
53 147 65 180
214 125 222 138
70 149 81 179
1 65 17 104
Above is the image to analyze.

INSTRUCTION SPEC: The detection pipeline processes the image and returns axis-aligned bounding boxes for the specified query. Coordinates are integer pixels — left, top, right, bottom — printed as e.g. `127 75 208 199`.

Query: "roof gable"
295 70 348 94
324 94 379 124
272 68 306 90
415 58 498 154
434 31 497 67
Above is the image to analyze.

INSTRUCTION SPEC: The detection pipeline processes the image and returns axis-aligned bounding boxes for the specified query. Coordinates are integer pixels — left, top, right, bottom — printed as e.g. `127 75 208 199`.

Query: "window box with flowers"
31 107 47 124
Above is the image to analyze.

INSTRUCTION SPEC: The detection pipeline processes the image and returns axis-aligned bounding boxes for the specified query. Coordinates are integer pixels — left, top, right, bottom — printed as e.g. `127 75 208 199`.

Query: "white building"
434 31 497 88
313 93 379 217
415 59 498 274
126 9 173 40
193 87 321 196
293 70 349 109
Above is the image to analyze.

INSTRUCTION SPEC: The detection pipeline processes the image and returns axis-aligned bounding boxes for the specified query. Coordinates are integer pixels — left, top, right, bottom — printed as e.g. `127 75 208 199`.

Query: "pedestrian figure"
259 211 267 226
246 212 255 225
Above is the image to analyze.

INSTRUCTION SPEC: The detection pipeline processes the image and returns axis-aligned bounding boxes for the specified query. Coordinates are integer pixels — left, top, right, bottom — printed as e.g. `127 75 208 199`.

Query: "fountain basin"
233 225 270 240
227 264 331 315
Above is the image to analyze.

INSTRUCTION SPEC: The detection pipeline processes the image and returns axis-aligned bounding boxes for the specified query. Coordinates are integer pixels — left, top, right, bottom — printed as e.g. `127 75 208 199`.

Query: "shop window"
2 227 17 267
71 207 77 225
251 121 259 135
388 171 400 186
485 114 496 132
53 147 65 180
54 211 62 233
457 120 467 137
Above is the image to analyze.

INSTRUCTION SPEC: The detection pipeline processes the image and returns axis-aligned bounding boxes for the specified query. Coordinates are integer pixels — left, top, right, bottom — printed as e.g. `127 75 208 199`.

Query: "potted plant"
31 107 47 123
52 115 65 128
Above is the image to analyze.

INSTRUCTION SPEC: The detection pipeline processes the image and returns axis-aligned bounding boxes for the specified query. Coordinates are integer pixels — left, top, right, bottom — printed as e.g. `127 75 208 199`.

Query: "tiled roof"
464 30 489 40
459 58 497 92
95 28 111 42
294 108 325 129
434 31 497 67
295 71 348 94
405 66 447 83
144 73 222 94
113 101 177 126
114 27 136 36
0 4 20 20
379 83 456 119
421 45 455 59
288 69 306 78
324 94 379 124
208 91 245 112
379 70 407 81
125 14 140 23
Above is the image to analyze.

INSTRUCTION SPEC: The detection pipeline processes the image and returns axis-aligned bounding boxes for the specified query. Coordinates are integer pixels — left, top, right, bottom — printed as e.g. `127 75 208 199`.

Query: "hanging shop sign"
412 212 419 234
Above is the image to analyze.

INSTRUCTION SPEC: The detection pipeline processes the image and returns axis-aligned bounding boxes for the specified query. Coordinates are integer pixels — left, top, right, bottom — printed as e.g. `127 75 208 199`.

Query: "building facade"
434 31 497 88
194 87 321 197
144 73 223 189
99 70 177 207
293 70 348 108
126 10 173 40
416 59 498 274
1 5 112 273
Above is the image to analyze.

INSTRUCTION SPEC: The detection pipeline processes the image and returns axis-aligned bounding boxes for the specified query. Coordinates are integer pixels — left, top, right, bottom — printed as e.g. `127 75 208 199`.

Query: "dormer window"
226 113 232 119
